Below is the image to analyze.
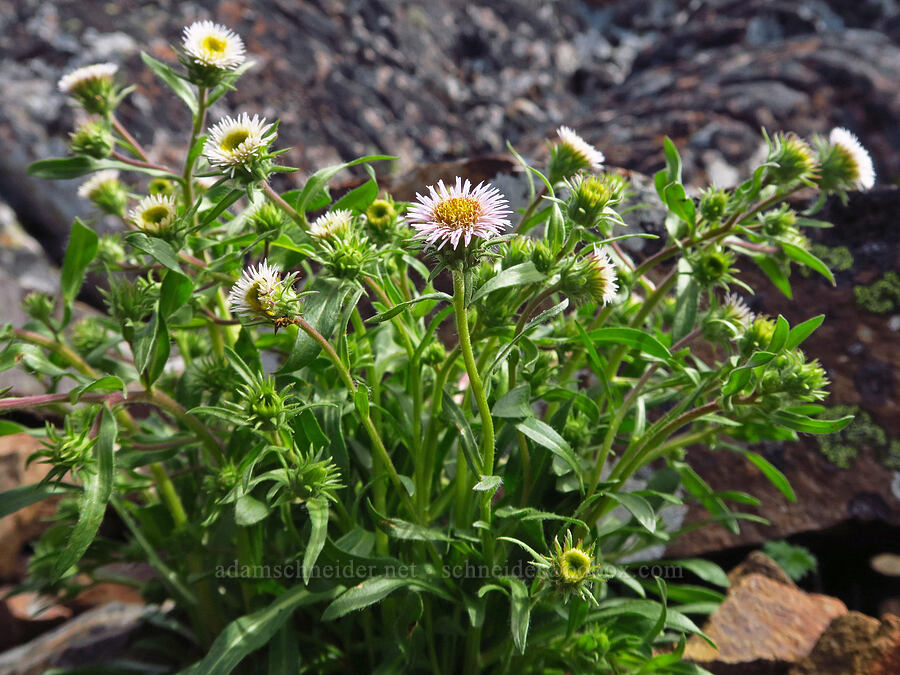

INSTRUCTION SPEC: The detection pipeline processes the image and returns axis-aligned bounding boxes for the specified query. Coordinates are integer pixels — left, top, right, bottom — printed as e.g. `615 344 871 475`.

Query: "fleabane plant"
6 22 867 674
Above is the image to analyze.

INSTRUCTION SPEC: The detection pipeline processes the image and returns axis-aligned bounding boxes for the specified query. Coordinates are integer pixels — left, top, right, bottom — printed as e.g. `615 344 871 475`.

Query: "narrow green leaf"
742 451 796 502
768 315 790 353
753 255 793 299
607 493 656 533
0 483 70 519
772 410 854 434
68 376 126 404
322 576 449 621
586 327 672 360
303 497 329 584
141 51 198 114
492 385 532 419
279 279 355 373
515 417 582 483
472 262 546 304
332 178 378 212
180 586 341 675
0 421 26 436
670 559 730 587
293 155 394 215
61 219 99 315
663 137 683 185
235 494 269 526
200 188 245 228
159 271 193 319
54 407 116 578
441 390 480 477
126 233 182 273
368 293 451 323
782 241 835 285
672 279 699 343
507 577 530 653
473 475 502 493
786 314 825 350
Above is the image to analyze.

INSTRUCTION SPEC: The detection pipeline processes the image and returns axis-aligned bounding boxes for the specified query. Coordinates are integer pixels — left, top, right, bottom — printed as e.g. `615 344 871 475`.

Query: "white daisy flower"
309 209 354 239
182 21 246 70
203 113 276 177
77 170 120 200
406 177 512 250
227 259 283 320
828 127 875 191
58 63 118 95
128 194 178 235
723 292 754 328
556 126 605 172
584 246 618 305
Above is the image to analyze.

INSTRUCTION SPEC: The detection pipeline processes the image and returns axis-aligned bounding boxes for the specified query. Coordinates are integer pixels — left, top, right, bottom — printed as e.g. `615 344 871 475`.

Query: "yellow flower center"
202 35 227 55
142 205 172 225
432 197 482 229
222 129 250 152
559 548 592 584
246 281 276 316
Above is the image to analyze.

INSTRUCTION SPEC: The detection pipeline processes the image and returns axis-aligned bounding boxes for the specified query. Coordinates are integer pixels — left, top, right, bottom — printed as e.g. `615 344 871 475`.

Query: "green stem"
295 317 416 520
182 86 207 211
264 181 308 228
149 462 188 525
452 269 494 559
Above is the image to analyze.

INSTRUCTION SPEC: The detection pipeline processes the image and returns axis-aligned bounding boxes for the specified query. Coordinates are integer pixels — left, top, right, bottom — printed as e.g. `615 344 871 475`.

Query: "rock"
684 573 847 673
728 551 796 588
0 433 54 580
790 612 900 675
0 602 148 675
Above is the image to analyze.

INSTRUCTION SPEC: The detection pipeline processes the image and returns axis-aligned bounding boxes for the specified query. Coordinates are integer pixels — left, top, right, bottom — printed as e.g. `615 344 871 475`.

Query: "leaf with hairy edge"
753 255 793 299
586 328 672 361
126 233 182 273
179 586 342 675
60 219 98 321
292 155 394 216
782 242 835 285
368 293 451 323
606 492 656 533
772 410 853 434
68 376 126 404
669 559 730 587
303 497 329 584
786 315 824 350
279 279 355 373
322 576 450 621
744 451 796 502
0 483 71 519
159 271 193 319
140 51 198 114
472 262 546 303
515 417 582 486
53 407 116 578
506 576 531 653
492 385 532 419
441 390 481 476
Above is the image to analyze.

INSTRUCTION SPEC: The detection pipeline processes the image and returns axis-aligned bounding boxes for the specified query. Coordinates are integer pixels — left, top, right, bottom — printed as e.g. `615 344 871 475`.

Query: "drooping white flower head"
584 246 618 305
77 170 120 200
203 113 276 177
128 194 178 235
58 63 118 95
556 126 605 172
182 21 246 70
828 127 875 191
309 209 354 239
227 259 283 320
406 177 512 250
722 292 754 328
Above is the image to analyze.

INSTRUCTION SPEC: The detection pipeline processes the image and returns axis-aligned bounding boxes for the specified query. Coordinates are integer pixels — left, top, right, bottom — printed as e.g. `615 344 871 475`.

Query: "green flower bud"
738 316 776 357
565 173 626 230
77 170 128 217
68 118 114 159
763 131 818 186
699 187 729 223
548 126 605 184
532 531 611 606
759 205 797 238
57 63 122 116
530 240 555 275
690 248 735 288
422 341 447 367
71 318 107 355
563 414 591 450
22 292 54 323
365 199 398 241
96 234 126 265
814 127 875 192
246 201 285 234
504 236 534 268
148 178 176 197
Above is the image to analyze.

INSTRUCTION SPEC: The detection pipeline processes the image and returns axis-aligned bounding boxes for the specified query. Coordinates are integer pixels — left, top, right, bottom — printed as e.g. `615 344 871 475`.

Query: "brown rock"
0 433 54 580
684 573 847 673
790 612 900 675
728 551 796 588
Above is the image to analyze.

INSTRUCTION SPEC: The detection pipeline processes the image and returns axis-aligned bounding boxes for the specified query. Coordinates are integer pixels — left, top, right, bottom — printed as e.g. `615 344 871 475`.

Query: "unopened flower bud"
77 170 127 216
815 127 875 193
69 118 114 159
58 63 121 115
690 248 735 288
565 173 626 230
763 131 818 186
699 187 729 223
22 292 54 323
548 126 605 184
246 201 285 234
759 205 796 238
148 178 175 197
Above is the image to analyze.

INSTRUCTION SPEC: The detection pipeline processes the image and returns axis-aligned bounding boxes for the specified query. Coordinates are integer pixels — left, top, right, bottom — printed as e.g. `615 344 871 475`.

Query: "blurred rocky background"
0 0 899 671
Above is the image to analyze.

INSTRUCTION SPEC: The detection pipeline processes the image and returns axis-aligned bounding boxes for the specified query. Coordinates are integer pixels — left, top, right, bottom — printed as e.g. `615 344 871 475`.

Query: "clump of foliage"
0 21 869 674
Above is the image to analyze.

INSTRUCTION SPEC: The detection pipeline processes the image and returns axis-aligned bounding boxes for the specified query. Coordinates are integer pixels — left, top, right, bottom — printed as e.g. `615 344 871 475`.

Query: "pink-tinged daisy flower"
828 127 875 191
556 126 605 171
182 21 246 71
406 177 511 250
